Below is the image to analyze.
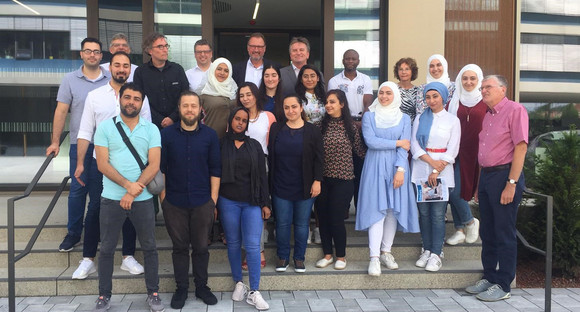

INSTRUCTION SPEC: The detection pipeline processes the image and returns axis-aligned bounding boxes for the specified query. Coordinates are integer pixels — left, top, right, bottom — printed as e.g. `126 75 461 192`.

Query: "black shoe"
275 258 289 272
195 285 218 305
294 259 306 273
171 287 188 309
58 234 80 252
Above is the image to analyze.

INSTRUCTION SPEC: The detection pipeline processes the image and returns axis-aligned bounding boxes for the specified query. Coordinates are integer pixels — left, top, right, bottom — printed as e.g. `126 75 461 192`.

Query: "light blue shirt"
94 115 161 201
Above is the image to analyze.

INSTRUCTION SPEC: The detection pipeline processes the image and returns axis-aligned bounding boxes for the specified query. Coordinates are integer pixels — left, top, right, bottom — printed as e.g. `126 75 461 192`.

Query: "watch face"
509 179 516 184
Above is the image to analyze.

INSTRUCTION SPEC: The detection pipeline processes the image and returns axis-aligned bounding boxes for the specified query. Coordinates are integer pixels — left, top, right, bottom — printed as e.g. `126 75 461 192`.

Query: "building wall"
387 0 446 84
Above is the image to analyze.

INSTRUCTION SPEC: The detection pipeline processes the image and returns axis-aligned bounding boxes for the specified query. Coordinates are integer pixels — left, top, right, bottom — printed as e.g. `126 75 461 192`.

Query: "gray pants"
98 197 159 297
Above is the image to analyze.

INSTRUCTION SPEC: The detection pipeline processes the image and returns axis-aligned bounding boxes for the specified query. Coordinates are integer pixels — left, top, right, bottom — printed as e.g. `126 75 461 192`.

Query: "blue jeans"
273 195 316 262
98 198 159 297
68 144 101 242
479 169 523 292
218 196 263 290
417 190 452 256
448 161 474 229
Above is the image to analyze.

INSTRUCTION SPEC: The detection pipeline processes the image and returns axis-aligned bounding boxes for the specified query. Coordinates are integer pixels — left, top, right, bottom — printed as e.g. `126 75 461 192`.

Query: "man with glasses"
232 32 278 87
47 37 110 253
186 39 213 93
100 33 138 82
465 75 528 302
134 32 189 130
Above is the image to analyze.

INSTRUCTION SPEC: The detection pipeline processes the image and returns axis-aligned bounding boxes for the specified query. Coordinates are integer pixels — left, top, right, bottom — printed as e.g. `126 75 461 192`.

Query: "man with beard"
160 91 221 309
92 82 164 312
47 37 110 253
232 33 278 87
72 51 151 280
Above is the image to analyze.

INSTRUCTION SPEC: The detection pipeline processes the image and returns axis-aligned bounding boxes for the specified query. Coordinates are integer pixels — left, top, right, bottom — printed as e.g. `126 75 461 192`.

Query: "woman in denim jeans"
218 107 271 310
268 94 324 273
410 82 460 272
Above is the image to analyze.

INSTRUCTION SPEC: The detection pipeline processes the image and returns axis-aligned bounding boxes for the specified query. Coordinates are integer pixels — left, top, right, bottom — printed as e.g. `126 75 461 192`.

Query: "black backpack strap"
113 116 146 171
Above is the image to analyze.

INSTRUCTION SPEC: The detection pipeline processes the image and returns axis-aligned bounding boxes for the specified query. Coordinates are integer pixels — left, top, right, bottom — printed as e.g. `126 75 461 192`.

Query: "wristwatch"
508 179 517 185
432 169 439 174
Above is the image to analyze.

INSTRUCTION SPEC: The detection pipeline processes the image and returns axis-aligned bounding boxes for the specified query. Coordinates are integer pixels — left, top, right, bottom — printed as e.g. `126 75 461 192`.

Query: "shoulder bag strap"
113 116 146 171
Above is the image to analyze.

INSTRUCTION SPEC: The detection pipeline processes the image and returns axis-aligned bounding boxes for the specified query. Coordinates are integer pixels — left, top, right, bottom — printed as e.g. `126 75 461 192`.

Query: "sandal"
261 251 266 269
242 260 248 271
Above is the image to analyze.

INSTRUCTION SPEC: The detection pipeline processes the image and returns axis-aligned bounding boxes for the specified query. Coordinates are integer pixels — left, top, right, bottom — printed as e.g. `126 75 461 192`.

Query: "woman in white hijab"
445 64 487 246
201 57 238 139
356 81 419 277
417 54 456 115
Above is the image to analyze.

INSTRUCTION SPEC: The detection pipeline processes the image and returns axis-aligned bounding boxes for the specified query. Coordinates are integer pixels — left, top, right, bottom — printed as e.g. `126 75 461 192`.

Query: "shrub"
524 126 580 277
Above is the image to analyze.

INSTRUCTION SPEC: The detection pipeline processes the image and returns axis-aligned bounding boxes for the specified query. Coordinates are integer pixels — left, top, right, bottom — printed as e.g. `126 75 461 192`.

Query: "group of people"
48 30 529 312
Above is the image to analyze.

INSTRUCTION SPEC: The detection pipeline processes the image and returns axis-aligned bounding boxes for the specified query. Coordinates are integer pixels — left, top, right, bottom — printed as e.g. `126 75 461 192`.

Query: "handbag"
113 117 164 195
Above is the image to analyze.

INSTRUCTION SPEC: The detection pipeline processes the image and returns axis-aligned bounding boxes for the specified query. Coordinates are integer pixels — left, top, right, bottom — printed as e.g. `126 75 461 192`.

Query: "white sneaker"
334 259 347 270
425 254 442 272
315 257 334 268
368 258 381 276
415 250 431 268
465 218 480 243
72 258 96 279
232 281 248 301
247 290 269 310
379 252 399 270
120 256 144 275
312 227 322 244
446 231 466 245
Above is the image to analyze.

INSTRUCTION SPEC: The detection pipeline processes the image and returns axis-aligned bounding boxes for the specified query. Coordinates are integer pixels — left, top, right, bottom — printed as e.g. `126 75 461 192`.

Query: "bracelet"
397 167 405 172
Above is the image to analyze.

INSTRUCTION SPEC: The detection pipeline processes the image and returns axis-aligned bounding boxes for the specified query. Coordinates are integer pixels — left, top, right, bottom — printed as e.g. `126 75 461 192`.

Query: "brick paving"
2 288 579 311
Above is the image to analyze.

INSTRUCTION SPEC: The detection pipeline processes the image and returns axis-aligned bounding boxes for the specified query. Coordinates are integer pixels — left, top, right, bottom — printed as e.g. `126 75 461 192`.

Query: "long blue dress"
355 112 420 233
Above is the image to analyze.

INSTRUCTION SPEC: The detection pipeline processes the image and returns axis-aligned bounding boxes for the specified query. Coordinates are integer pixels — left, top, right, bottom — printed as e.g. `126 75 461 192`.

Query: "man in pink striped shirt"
465 75 528 302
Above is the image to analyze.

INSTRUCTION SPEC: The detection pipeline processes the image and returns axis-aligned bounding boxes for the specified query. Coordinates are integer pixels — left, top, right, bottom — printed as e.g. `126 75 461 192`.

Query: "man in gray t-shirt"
46 37 110 253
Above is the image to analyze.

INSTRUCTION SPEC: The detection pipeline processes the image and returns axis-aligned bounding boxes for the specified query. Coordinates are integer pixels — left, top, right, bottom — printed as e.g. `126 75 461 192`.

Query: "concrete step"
0 259 483 296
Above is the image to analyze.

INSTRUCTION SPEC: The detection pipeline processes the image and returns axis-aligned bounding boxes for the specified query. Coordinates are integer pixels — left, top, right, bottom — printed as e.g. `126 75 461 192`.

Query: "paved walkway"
2 288 579 312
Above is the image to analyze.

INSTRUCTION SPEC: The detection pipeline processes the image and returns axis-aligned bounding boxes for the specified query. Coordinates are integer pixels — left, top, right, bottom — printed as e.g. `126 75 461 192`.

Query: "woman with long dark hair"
314 89 365 270
269 94 324 273
295 64 326 123
259 64 284 121
218 107 270 310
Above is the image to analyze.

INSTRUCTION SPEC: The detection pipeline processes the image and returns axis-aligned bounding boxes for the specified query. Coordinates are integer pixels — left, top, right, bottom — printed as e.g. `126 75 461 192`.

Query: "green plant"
525 126 580 277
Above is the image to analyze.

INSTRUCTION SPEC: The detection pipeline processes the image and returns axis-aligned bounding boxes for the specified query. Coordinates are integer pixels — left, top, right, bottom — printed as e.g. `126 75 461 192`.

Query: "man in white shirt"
280 37 311 96
100 33 138 82
327 49 373 119
186 39 213 94
72 51 151 280
232 33 278 87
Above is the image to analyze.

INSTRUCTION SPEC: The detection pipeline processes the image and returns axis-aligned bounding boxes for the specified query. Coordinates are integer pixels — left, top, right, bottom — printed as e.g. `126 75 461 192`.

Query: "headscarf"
416 82 449 150
426 54 451 87
201 57 237 100
368 81 403 128
447 64 483 116
220 107 263 205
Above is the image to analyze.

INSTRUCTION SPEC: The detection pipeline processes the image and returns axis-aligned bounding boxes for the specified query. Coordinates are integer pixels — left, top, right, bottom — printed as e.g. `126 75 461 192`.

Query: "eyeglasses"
111 43 129 48
479 85 500 91
81 49 102 55
248 45 265 49
195 50 212 54
153 44 170 50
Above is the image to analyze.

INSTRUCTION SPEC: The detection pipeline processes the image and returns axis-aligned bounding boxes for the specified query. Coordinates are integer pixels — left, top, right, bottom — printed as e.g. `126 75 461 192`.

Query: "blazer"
280 65 297 97
232 58 279 87
268 121 324 200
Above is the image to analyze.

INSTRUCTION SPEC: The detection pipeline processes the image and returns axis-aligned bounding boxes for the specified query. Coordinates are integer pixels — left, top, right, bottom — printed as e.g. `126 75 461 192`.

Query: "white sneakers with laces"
379 252 399 270
368 258 381 276
72 258 96 279
415 250 431 268
247 290 269 310
425 254 442 272
121 255 144 275
232 281 248 301
446 231 466 245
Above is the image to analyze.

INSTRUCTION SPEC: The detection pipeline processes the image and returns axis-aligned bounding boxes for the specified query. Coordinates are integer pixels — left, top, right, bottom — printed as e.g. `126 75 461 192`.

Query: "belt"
481 163 511 173
426 148 447 153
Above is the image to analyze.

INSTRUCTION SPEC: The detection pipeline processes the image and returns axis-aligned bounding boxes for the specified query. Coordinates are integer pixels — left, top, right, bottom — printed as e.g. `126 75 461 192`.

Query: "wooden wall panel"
445 0 516 98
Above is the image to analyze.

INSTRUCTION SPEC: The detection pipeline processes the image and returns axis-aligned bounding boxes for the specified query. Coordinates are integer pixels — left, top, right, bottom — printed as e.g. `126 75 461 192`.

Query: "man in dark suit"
232 33 277 87
280 36 312 96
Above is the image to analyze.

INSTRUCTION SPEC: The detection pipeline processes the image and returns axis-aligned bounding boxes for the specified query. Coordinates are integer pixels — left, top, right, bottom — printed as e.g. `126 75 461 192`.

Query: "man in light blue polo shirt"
47 37 110 252
92 83 164 312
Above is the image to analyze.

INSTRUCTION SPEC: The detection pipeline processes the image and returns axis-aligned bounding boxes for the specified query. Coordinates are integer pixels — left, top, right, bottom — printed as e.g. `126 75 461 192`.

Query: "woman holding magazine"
410 82 460 272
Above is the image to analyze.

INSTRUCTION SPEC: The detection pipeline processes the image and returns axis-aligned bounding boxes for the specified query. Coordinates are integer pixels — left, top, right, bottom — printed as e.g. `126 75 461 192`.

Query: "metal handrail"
518 187 553 312
7 132 69 312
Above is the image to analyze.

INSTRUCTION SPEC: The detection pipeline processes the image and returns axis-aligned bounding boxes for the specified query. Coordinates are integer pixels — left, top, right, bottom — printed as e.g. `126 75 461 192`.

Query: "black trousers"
162 199 215 290
315 177 353 258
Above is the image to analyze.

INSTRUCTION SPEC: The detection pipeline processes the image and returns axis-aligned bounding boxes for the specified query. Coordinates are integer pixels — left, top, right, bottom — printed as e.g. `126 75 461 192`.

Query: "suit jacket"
232 57 279 87
280 65 297 97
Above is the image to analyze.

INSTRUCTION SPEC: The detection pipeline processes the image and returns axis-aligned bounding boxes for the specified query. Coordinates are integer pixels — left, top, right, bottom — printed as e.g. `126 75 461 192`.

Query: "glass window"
334 0 380 90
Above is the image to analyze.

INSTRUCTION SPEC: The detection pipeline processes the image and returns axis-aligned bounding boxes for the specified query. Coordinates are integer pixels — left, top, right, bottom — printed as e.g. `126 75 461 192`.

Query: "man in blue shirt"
160 91 221 309
92 83 164 312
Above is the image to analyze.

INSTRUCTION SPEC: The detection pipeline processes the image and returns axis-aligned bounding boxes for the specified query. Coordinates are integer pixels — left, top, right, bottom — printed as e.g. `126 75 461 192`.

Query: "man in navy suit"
232 33 278 87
